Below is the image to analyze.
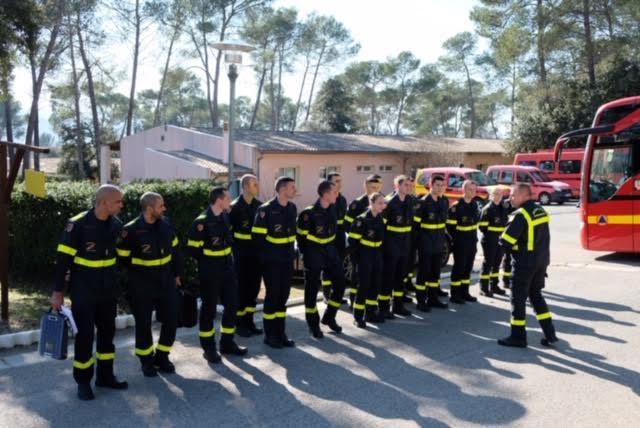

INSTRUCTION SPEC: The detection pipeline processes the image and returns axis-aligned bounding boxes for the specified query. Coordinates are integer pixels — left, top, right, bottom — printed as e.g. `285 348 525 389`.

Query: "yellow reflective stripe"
328 300 341 308
321 280 332 286
73 257 116 268
348 288 357 294
378 294 391 301
365 299 378 306
187 239 204 248
353 303 365 310
305 307 318 314
307 234 336 244
456 225 478 231
348 232 362 239
221 326 236 334
135 345 154 356
421 223 446 230
426 282 439 288
461 279 470 284
511 318 526 326
446 219 457 225
502 272 512 277
337 219 345 225
519 209 535 251
116 248 131 257
275 311 287 318
386 225 412 233
344 215 354 223
297 227 309 236
488 226 506 232
490 272 500 278
251 226 267 235
95 352 114 361
501 233 517 245
131 254 172 267
413 216 422 222
263 313 277 320
450 281 461 287
361 239 382 248
479 221 489 226
392 291 404 297
480 274 490 280
236 309 247 317
234 232 252 240
245 306 256 313
414 284 427 291
57 244 78 256
536 312 552 321
203 247 232 257
266 235 296 244
199 327 215 338
73 357 94 370
156 344 172 353
172 237 179 247
71 211 88 221
587 215 639 225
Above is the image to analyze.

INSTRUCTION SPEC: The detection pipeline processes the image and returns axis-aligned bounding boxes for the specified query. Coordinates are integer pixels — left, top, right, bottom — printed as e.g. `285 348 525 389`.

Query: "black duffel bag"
177 285 199 328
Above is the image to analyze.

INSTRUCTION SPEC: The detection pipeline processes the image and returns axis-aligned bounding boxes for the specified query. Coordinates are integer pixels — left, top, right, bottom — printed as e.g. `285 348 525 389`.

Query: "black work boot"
321 307 342 334
449 286 465 304
95 360 129 389
202 342 222 363
247 317 263 335
378 301 395 320
490 281 506 295
427 288 448 309
437 287 448 297
141 360 158 377
154 351 175 374
539 318 559 347
480 280 493 297
416 300 431 312
462 284 478 302
77 383 95 401
306 311 324 338
263 318 282 349
498 325 527 348
365 307 385 324
220 335 248 356
393 298 412 316
236 316 252 338
279 318 295 348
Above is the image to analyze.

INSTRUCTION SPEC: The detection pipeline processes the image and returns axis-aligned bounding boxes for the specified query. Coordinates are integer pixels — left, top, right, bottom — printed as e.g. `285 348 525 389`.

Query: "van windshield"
466 171 496 185
530 170 552 182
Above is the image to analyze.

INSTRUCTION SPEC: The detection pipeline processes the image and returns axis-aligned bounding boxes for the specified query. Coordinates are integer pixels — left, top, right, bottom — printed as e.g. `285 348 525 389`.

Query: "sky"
10 0 480 140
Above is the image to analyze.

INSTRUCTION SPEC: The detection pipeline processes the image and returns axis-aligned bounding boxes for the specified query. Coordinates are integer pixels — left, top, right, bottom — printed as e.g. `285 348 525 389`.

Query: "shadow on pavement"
594 253 640 267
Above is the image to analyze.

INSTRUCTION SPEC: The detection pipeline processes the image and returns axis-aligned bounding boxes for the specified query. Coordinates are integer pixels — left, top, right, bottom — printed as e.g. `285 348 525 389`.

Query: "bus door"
586 143 635 252
634 175 640 252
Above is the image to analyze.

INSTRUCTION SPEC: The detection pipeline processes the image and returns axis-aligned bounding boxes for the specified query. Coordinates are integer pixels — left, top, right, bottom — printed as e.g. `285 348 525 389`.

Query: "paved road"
1 203 639 427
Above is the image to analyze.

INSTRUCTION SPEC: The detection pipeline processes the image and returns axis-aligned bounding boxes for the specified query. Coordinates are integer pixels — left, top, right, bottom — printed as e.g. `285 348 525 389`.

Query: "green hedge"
9 179 216 289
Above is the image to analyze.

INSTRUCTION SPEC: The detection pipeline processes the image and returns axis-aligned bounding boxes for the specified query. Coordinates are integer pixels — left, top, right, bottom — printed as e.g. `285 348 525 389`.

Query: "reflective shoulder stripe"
501 233 517 245
519 209 535 251
124 218 137 227
71 211 88 222
57 244 78 256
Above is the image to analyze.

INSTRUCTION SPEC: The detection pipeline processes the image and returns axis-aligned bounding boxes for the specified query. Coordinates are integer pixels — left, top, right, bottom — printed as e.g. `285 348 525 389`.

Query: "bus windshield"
530 170 552 182
588 140 638 202
466 171 496 186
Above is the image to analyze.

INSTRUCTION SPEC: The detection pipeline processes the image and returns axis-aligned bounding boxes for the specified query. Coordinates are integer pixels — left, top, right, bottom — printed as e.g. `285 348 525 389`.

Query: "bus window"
448 174 464 188
539 160 555 172
559 160 581 174
487 169 499 182
501 170 514 184
518 160 536 167
517 171 533 183
588 145 633 203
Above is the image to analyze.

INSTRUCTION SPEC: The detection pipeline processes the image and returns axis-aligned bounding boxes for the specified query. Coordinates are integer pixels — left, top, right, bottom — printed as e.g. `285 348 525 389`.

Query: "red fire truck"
554 96 640 252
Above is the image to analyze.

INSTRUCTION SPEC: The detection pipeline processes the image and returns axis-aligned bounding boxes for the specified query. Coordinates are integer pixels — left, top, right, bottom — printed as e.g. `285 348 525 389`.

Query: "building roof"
232 131 507 154
151 149 251 175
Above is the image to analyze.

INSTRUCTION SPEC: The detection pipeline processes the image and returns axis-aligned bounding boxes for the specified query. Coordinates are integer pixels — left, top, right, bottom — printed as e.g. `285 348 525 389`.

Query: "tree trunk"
212 13 229 129
154 26 179 126
126 0 141 136
304 44 326 123
3 97 14 163
462 61 476 138
28 53 40 171
395 86 406 136
536 0 548 85
69 23 85 178
269 60 276 131
291 56 310 132
276 47 284 131
603 0 614 38
250 62 267 130
76 13 101 174
582 0 596 87
510 60 517 136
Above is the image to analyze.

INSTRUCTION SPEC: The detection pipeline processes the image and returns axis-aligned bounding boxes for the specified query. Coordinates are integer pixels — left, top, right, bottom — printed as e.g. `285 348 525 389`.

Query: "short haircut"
317 180 335 197
514 182 533 196
369 192 385 204
431 174 445 185
140 192 162 211
95 184 122 205
462 179 476 190
240 174 257 190
275 176 295 193
209 186 228 204
327 172 342 182
393 174 408 186
365 174 382 184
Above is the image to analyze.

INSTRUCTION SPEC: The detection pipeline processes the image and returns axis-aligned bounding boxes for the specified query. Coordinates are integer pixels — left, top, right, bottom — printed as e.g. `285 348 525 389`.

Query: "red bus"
554 96 640 253
514 149 583 197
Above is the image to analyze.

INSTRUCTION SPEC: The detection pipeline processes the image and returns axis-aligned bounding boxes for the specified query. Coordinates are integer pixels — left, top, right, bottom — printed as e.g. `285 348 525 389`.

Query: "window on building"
379 165 393 172
277 167 300 187
501 170 514 184
559 160 581 174
319 166 340 179
357 165 374 173
539 160 555 172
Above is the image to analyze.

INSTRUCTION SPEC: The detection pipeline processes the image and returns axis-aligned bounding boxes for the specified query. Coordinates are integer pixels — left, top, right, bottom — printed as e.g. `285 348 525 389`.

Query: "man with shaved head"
52 184 128 400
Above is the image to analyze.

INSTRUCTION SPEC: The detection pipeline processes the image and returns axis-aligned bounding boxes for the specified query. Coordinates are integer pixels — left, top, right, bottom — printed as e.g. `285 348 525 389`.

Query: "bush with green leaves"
10 179 217 290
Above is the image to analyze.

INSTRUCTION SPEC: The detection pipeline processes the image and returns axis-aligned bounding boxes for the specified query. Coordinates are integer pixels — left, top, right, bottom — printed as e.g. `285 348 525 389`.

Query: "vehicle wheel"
557 200 564 205
538 192 551 205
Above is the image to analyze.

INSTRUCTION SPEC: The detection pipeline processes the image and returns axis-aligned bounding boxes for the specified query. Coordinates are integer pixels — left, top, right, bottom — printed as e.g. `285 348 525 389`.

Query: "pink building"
120 125 511 208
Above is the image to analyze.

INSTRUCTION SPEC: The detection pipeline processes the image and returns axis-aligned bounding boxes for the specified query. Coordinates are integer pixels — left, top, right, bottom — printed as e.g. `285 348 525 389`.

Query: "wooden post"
0 141 49 321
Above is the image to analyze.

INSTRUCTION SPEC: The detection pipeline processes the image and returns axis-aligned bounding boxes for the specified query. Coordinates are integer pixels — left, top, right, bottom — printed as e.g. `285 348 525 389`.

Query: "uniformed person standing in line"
297 180 346 338
447 180 481 304
498 183 558 348
344 174 383 304
414 175 449 311
230 174 264 338
379 175 413 318
51 185 128 401
501 199 516 289
403 175 420 302
322 172 348 301
348 193 387 328
252 177 298 349
187 187 247 363
478 187 508 297
116 192 183 377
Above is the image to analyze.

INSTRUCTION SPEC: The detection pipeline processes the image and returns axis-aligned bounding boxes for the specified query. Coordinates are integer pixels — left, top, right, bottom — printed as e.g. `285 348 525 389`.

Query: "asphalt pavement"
1 203 639 427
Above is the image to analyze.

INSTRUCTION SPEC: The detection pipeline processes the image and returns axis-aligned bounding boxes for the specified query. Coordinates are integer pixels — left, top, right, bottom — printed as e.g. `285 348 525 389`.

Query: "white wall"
145 149 210 180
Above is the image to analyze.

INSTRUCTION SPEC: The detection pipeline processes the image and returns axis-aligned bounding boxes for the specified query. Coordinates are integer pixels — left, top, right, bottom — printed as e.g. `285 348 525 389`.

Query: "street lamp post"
211 41 255 197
